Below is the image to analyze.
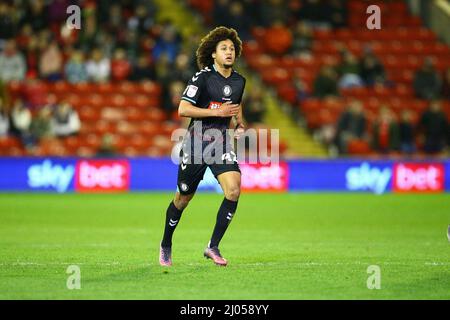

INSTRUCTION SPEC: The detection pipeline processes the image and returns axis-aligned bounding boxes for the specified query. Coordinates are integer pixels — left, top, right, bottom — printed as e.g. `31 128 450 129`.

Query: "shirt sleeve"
181 72 206 106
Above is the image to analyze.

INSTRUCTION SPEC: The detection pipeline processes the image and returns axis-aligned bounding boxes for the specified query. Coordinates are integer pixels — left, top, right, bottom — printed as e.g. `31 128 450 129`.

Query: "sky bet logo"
346 162 392 194
27 160 75 193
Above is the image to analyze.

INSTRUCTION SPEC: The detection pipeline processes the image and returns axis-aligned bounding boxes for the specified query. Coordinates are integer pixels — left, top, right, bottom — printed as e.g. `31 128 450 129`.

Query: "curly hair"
196 26 242 70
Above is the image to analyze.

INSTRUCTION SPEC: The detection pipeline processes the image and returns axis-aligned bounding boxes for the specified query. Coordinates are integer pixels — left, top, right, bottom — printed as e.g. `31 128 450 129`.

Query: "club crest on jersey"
208 101 222 110
223 85 232 97
180 183 189 192
186 85 198 98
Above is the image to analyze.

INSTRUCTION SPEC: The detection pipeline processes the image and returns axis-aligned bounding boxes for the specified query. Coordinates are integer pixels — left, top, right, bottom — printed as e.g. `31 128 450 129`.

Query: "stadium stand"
189 0 450 157
0 0 448 158
0 0 180 157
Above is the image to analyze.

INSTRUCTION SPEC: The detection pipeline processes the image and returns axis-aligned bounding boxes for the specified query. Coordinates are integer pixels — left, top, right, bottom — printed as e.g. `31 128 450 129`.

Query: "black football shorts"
176 149 241 195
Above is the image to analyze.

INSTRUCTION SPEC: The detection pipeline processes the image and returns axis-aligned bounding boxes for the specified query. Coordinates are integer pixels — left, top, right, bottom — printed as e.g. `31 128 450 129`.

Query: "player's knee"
174 195 192 210
225 186 240 201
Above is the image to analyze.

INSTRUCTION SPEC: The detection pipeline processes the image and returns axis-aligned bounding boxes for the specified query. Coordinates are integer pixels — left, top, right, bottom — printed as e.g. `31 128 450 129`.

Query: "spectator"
38 40 63 82
127 3 155 36
117 29 139 65
104 4 123 35
130 54 155 81
371 106 400 153
263 21 293 55
78 14 99 52
0 40 26 82
169 52 194 83
359 49 385 86
328 0 348 28
10 99 31 136
152 22 181 64
260 0 289 27
213 0 232 27
22 30 40 78
29 105 53 148
442 67 450 99
65 50 89 83
334 100 367 154
0 97 9 136
293 75 310 105
96 134 118 157
0 2 17 42
243 86 266 126
398 110 416 154
111 48 132 81
163 80 184 119
313 65 339 98
336 51 363 89
227 1 251 41
413 57 442 100
155 53 172 87
297 0 327 27
20 0 48 32
51 102 81 137
290 21 314 58
86 48 111 83
418 100 448 154
48 0 71 25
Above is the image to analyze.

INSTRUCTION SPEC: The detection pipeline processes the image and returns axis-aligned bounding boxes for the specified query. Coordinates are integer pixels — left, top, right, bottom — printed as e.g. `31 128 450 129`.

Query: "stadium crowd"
0 0 448 157
195 0 449 156
0 0 198 153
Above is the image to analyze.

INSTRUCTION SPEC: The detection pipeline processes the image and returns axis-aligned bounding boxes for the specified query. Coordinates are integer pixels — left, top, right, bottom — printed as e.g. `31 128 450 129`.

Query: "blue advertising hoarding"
287 160 394 194
0 157 448 193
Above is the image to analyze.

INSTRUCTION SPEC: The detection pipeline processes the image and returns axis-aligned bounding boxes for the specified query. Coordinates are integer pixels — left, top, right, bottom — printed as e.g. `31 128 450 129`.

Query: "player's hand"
214 101 240 117
234 123 245 140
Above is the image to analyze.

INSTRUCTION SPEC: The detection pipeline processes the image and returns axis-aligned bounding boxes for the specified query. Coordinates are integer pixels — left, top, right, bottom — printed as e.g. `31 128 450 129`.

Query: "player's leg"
161 191 195 248
159 191 195 267
204 165 241 266
159 158 206 266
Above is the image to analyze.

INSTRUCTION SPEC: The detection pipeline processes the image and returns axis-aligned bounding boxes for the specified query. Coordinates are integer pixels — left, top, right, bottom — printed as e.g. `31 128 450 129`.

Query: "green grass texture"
0 193 449 299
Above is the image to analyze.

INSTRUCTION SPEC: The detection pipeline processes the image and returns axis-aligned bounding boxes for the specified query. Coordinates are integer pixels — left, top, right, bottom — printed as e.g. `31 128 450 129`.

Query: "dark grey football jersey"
180 65 246 160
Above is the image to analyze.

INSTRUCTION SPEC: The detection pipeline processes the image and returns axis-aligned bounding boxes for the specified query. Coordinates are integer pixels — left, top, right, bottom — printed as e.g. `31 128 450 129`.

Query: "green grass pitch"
0 193 449 299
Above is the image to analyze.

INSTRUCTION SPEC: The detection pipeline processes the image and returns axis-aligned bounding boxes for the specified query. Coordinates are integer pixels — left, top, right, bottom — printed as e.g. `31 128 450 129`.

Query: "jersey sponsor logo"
186 85 198 97
208 101 222 110
223 85 232 97
393 163 444 192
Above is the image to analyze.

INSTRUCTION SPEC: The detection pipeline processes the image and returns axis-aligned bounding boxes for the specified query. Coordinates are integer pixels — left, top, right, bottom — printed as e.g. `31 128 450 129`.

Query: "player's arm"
233 78 247 139
178 100 240 118
233 103 246 128
232 103 246 139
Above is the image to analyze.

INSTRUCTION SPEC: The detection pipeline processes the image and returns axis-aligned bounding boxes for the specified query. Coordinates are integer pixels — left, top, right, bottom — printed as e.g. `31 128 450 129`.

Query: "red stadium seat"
347 139 371 155
301 99 321 113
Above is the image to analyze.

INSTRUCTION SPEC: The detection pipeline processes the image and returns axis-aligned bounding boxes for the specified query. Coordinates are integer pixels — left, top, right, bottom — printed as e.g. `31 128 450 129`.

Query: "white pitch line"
0 261 449 267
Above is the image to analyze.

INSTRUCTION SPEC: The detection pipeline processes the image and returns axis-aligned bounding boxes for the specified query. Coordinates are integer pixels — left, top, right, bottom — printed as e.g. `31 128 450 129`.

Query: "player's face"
214 39 235 69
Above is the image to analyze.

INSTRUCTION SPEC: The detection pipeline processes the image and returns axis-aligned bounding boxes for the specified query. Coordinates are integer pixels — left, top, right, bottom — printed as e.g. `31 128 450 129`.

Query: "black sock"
161 201 183 248
209 198 238 248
